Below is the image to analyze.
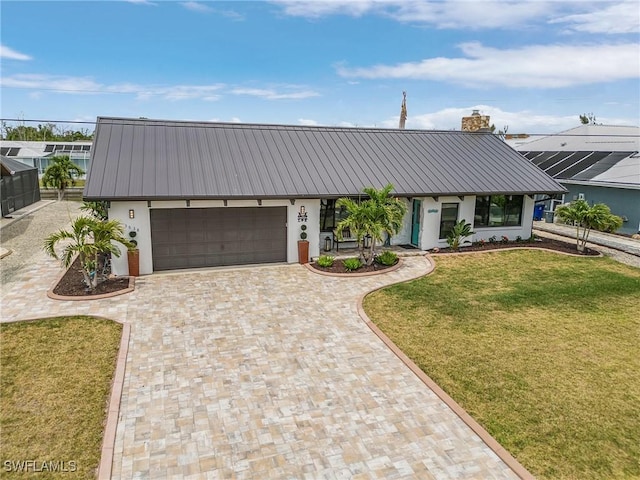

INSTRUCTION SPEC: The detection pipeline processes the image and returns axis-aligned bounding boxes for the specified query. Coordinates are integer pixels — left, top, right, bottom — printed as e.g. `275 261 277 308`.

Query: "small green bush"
376 251 398 266
317 255 334 267
343 257 362 271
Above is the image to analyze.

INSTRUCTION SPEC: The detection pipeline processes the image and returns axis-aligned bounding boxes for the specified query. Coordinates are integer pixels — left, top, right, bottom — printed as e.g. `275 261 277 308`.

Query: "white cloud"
1 74 102 93
298 118 319 125
0 74 225 101
337 42 640 88
273 1 640 33
388 1 554 29
181 1 214 13
549 1 639 34
124 0 158 5
231 87 320 100
1 74 321 103
0 45 32 61
273 0 557 29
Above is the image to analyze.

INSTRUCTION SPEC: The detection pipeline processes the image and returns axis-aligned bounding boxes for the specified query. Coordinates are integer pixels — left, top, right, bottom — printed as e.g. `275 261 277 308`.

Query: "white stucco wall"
416 195 535 250
108 199 320 276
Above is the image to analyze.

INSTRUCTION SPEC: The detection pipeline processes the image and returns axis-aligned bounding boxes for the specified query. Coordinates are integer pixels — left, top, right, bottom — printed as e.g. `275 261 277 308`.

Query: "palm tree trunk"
367 240 376 266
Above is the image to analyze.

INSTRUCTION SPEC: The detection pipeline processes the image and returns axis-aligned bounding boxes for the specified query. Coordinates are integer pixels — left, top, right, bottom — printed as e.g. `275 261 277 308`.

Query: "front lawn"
0 317 122 479
364 251 640 480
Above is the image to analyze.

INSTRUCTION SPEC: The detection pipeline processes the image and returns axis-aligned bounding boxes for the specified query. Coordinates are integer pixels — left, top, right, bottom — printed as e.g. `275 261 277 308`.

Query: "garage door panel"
151 207 287 271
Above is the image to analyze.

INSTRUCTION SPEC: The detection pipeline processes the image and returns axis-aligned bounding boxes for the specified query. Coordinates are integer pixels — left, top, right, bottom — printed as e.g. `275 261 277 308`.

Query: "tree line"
1 122 93 141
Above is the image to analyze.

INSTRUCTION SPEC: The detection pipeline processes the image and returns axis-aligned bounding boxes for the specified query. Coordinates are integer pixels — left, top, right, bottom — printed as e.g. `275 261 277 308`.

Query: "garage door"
150 207 287 271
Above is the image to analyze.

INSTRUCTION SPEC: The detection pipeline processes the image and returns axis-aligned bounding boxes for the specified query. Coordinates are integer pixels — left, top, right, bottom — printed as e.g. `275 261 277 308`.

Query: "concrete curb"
357 254 535 480
98 322 131 480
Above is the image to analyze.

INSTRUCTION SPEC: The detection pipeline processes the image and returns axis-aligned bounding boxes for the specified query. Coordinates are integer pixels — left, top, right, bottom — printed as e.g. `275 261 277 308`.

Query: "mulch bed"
311 237 598 275
311 259 398 274
434 237 600 256
53 256 130 296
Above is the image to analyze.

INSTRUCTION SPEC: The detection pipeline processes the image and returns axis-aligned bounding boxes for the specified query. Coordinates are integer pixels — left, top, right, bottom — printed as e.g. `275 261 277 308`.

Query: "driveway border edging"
97 321 131 480
356 254 535 480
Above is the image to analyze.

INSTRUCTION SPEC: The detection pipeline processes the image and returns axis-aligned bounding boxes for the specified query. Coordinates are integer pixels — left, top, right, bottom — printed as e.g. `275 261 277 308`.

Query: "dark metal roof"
84 117 565 201
0 156 36 176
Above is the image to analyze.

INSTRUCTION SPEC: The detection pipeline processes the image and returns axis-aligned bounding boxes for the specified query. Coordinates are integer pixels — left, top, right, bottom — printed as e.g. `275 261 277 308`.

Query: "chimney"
462 110 490 132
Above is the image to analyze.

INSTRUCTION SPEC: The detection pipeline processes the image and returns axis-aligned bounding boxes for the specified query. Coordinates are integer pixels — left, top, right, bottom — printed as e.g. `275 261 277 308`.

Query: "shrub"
501 235 509 244
477 239 486 247
488 235 497 243
446 219 475 251
343 257 362 271
317 255 334 267
376 251 398 266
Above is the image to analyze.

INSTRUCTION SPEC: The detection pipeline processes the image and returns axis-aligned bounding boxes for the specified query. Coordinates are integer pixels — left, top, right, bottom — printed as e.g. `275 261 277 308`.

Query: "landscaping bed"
310 258 398 274
53 256 130 297
435 236 600 256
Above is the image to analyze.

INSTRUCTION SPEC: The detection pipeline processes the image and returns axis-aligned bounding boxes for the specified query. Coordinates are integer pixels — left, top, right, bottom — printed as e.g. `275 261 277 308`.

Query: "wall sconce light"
129 209 135 219
298 205 307 222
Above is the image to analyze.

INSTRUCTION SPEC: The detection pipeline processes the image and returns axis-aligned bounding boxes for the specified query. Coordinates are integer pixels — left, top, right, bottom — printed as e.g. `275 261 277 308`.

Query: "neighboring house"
516 125 640 234
1 156 41 216
84 117 564 275
0 140 92 177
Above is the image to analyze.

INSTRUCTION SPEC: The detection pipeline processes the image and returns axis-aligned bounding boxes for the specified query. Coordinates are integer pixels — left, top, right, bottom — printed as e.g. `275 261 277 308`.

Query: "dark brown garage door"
150 207 287 271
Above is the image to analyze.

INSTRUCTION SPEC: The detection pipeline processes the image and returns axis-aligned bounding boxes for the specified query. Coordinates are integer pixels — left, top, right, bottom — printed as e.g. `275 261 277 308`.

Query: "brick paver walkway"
1 248 520 479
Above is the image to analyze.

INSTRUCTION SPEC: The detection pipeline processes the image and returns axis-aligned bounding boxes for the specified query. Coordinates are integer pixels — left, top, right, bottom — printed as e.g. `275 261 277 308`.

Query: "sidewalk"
533 220 640 257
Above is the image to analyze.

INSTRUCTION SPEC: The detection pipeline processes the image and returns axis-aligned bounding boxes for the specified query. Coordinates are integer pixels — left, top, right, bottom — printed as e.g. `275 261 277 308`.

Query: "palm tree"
41 155 85 200
335 184 407 265
555 199 623 252
44 216 131 290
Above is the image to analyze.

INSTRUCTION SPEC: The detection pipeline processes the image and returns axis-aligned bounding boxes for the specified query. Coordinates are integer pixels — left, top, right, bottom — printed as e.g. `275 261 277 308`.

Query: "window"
320 198 359 231
439 203 459 239
474 195 524 227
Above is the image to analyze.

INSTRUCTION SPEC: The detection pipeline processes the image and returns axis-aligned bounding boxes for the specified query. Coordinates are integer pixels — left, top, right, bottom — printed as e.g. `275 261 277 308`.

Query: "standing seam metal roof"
84 117 565 200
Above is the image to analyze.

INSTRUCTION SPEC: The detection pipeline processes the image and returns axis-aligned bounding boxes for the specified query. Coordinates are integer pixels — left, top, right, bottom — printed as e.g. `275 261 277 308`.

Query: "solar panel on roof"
557 151 610 179
571 152 633 181
527 151 560 168
538 151 577 173
44 145 54 152
545 152 589 177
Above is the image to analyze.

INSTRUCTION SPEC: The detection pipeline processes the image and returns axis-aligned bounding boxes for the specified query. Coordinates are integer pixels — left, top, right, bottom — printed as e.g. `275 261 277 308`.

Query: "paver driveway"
1 249 520 479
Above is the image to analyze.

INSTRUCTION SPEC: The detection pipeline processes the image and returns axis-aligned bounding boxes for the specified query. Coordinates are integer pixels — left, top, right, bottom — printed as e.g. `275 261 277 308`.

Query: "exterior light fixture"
324 236 332 252
129 209 135 219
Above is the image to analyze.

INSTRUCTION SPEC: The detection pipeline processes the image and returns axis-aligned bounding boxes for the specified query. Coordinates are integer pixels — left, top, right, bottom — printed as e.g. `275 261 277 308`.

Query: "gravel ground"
0 200 83 285
534 229 640 268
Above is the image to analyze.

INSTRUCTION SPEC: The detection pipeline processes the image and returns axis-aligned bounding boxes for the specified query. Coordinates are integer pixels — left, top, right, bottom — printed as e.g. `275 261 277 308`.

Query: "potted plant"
127 231 140 277
298 224 309 264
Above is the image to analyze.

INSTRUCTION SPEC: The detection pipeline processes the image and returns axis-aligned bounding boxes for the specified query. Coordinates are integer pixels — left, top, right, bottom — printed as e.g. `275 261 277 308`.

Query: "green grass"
0 317 122 479
364 251 640 480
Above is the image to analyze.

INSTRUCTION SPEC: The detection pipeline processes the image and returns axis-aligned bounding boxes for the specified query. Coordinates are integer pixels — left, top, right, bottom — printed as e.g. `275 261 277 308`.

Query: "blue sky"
1 0 639 134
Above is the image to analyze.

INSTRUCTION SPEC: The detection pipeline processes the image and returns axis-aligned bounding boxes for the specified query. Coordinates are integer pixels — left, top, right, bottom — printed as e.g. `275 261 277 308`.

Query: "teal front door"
411 200 421 246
